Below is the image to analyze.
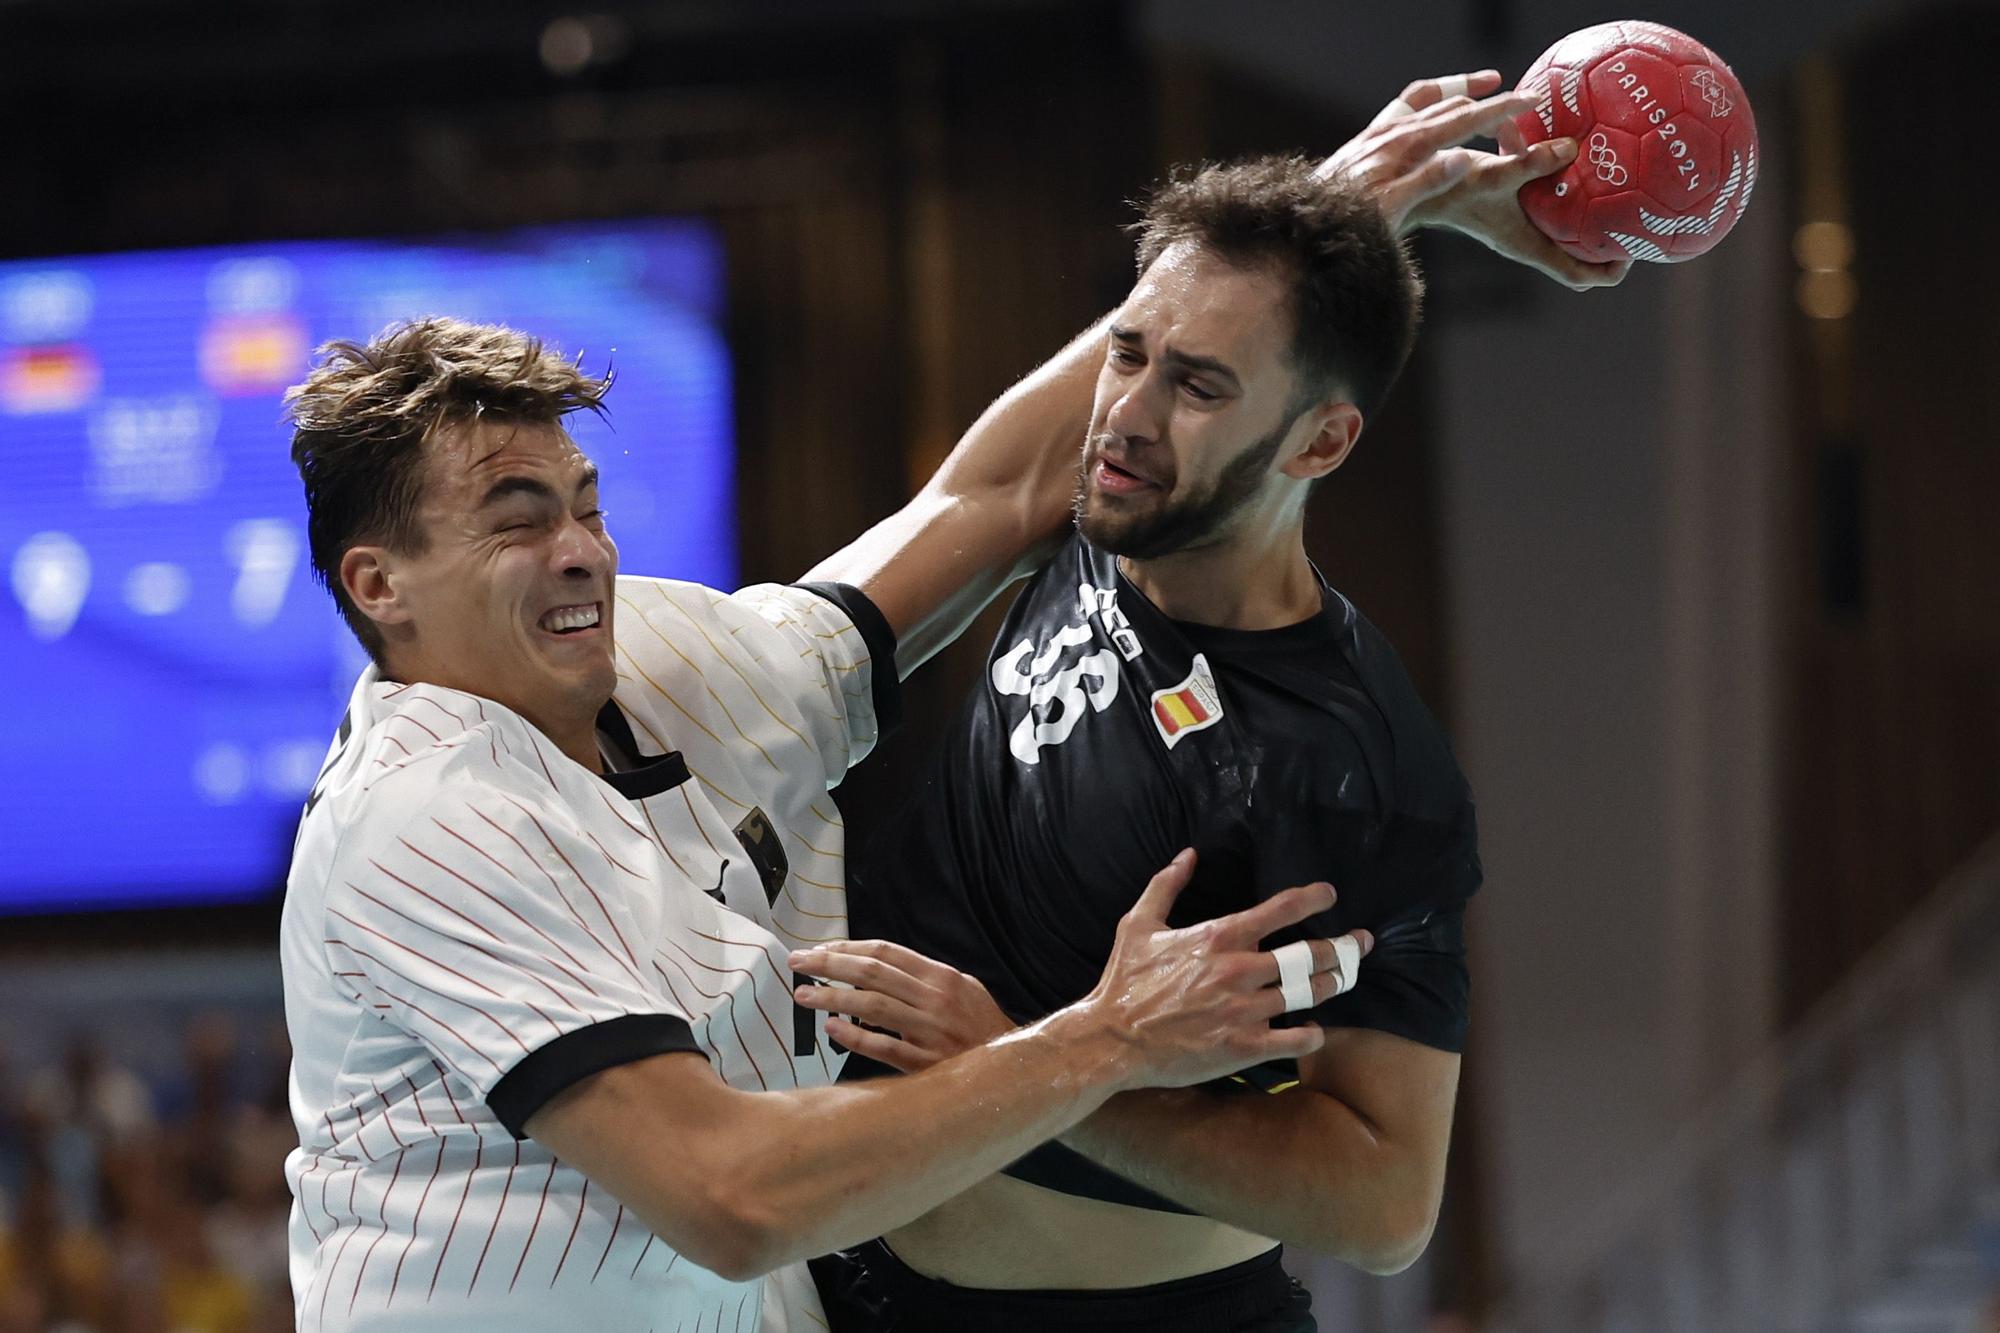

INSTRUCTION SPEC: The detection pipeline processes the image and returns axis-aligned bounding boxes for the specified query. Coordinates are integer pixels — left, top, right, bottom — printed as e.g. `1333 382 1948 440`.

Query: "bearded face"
1078 243 1331 564
1072 414 1291 560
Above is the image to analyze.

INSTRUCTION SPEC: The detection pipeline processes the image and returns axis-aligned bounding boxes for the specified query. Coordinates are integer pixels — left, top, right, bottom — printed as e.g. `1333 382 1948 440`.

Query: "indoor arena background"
1 1 1996 1330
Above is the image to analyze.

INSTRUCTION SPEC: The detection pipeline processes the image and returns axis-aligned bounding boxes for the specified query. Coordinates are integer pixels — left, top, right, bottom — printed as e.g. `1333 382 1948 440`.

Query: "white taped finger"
1271 940 1317 1014
1383 96 1418 121
1437 73 1470 100
1328 934 1363 997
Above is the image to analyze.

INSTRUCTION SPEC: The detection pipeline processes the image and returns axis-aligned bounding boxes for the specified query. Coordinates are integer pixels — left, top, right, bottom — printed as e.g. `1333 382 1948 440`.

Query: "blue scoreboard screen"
0 221 734 914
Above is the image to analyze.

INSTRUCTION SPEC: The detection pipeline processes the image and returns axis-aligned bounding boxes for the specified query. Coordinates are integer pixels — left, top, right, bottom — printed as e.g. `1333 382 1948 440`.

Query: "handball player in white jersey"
278 317 1364 1332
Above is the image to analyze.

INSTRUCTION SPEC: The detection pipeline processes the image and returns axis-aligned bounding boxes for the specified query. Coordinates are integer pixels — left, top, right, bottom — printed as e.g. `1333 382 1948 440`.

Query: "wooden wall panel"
1778 6 2000 1023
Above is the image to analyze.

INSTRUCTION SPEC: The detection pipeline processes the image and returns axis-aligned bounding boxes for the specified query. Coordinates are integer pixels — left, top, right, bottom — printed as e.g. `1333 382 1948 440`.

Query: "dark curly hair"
1133 155 1422 417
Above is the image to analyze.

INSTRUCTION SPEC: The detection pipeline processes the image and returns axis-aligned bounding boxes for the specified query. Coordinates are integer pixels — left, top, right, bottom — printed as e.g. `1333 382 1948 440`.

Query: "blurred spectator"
0 1137 114 1329
200 1104 293 1300
250 1022 291 1121
0 1283 49 1333
0 1017 292 1332
155 1015 238 1127
0 1043 27 1223
23 1039 155 1149
157 1015 240 1209
23 1037 156 1240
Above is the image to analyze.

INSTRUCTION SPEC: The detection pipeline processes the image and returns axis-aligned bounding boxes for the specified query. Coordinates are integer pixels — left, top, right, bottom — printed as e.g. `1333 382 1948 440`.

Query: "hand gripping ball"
1513 20 1759 263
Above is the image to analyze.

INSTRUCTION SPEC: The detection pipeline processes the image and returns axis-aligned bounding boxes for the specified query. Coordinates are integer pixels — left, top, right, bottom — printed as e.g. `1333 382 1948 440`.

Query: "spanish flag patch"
1149 653 1223 749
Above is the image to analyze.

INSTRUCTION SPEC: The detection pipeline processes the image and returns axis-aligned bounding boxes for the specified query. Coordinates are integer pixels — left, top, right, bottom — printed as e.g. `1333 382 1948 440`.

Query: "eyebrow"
476 463 600 510
1109 326 1242 390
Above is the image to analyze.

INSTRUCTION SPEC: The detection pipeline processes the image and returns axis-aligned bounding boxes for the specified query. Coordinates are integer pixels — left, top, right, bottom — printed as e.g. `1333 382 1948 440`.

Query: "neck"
509 694 603 773
541 717 604 774
378 653 604 774
1116 521 1319 630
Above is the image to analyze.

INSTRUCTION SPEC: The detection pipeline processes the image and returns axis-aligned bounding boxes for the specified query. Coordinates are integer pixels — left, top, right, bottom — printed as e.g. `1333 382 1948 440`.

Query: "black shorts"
808 1238 1315 1332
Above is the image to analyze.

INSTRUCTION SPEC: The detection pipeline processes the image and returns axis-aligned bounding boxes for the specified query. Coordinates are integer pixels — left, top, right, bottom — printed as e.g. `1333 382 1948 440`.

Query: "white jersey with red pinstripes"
280 577 886 1332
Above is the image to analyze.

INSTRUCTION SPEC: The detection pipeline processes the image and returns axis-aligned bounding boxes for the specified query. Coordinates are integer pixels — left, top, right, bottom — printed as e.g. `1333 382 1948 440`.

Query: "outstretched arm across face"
801 314 1109 678
806 70 1624 676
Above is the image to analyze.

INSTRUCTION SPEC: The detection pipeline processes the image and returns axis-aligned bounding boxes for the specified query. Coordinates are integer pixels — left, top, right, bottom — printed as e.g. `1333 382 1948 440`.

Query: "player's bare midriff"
883 1171 1276 1289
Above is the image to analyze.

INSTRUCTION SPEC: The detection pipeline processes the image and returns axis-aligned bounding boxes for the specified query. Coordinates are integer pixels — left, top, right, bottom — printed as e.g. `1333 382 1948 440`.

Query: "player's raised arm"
800 312 1105 677
806 69 1622 678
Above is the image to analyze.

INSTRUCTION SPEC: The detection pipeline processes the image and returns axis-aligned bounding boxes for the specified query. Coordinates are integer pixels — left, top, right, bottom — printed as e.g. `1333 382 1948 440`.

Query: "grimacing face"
351 418 618 739
1076 242 1330 559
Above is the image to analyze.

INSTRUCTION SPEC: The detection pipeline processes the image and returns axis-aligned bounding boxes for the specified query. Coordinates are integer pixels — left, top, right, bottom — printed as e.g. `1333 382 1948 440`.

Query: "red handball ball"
1513 20 1759 263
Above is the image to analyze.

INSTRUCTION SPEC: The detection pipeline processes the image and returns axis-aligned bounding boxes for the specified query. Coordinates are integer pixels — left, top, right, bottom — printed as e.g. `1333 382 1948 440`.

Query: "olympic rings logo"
1588 132 1629 187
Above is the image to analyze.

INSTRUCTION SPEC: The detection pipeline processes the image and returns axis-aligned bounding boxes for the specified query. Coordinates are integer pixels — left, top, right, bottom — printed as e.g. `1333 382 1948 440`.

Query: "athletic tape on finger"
1271 940 1317 1014
1329 934 1362 997
1383 96 1418 122
1437 73 1470 101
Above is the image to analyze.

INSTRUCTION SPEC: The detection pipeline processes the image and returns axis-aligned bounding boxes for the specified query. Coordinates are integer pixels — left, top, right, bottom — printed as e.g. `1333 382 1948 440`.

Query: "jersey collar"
1080 535 1346 652
594 698 692 800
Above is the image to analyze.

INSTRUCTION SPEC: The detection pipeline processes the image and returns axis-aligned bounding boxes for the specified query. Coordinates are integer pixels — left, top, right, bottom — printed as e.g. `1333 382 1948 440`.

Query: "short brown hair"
285 317 613 660
1134 155 1422 418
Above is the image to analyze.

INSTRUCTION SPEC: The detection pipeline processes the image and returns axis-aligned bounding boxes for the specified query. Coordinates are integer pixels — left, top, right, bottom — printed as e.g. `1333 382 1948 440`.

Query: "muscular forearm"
720 1010 1140 1271
538 1007 1134 1280
804 313 1110 674
922 309 1112 535
535 854 1337 1281
1060 1085 1439 1274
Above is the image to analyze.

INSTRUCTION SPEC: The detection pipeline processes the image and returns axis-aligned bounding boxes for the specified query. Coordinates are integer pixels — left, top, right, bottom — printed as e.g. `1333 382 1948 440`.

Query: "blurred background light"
1797 265 1858 319
0 220 734 915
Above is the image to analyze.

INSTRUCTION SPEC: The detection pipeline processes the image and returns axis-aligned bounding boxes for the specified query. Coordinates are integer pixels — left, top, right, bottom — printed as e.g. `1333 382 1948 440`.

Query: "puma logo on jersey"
1151 654 1224 749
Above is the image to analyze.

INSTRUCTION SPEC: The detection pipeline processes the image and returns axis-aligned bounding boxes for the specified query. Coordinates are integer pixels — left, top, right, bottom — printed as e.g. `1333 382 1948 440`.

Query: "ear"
339 545 413 631
1279 401 1364 482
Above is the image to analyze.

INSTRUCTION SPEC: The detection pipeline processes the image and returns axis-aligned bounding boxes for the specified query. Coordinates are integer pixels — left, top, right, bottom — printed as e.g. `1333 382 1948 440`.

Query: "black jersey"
847 532 1481 1212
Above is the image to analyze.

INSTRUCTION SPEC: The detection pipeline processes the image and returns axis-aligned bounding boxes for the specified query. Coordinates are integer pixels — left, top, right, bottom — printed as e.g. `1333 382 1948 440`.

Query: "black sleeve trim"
1302 907 1470 1053
488 1013 705 1139
1003 1142 1199 1215
795 581 903 736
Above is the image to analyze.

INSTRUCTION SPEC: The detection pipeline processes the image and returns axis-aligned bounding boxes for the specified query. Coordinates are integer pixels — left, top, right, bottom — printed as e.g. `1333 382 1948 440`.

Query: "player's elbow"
1345 1198 1440 1276
694 1239 778 1286
671 1177 788 1282
609 1136 785 1281
1284 1204 1431 1274
1350 1228 1433 1276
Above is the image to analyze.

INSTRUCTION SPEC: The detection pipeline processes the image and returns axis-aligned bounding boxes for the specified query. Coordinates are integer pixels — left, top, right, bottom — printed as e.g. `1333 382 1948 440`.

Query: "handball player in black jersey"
784 73 1627 1329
